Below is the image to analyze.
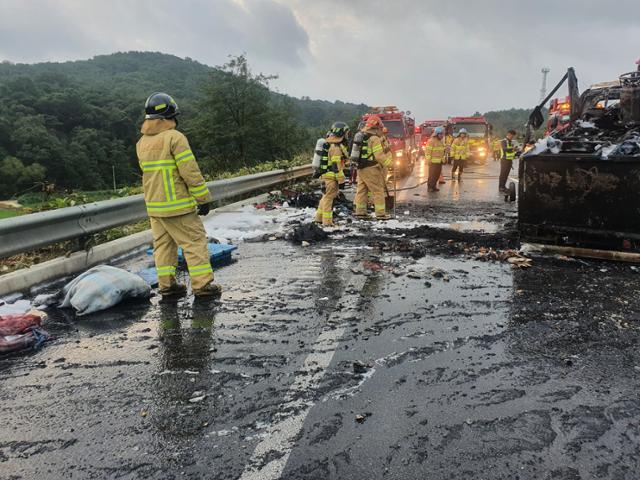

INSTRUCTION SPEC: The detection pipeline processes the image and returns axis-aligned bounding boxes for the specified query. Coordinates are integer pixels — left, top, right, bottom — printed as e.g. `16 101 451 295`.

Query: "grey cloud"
0 0 638 121
0 0 310 68
279 0 640 119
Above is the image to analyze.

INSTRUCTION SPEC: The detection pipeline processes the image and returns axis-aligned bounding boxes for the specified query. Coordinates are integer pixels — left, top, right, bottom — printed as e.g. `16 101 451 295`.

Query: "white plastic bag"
58 265 151 316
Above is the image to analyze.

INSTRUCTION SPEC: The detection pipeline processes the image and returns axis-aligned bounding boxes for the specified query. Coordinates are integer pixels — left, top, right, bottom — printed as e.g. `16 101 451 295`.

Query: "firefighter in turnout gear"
492 138 502 162
451 128 469 181
380 126 392 180
136 92 221 298
499 129 518 193
444 129 454 165
353 115 392 219
315 122 350 226
424 127 446 192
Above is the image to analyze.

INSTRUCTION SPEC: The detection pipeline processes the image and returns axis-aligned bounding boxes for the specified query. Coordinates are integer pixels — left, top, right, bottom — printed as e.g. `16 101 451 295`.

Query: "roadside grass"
5 153 310 215
0 209 20 219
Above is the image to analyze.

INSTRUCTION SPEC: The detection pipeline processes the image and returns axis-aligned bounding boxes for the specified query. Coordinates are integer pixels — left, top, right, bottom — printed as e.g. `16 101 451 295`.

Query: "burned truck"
517 65 640 254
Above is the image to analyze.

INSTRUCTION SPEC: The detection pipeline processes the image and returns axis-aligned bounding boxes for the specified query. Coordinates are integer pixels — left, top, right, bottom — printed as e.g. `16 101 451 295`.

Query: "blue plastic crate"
146 242 237 265
140 242 237 286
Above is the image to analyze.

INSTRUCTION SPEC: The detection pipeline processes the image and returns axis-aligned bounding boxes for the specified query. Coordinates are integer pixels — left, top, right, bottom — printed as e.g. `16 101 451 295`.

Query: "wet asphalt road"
2 160 640 480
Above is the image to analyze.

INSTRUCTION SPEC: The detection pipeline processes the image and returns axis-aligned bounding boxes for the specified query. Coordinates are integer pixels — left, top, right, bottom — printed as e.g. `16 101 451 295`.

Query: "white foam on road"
0 299 31 315
203 206 315 244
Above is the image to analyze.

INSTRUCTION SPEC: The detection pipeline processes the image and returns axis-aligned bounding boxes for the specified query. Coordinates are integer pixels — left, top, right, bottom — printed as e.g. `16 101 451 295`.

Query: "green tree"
194 55 279 170
0 51 368 199
0 156 46 196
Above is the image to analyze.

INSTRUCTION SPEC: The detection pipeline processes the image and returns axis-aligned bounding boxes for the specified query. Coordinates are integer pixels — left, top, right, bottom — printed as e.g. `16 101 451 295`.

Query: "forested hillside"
0 52 368 198
482 107 546 138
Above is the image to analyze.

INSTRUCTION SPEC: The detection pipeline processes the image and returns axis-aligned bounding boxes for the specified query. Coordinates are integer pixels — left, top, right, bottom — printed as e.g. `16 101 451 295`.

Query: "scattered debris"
431 268 445 278
0 298 32 315
36 265 151 316
354 412 373 424
288 222 329 244
353 361 369 374
362 260 383 272
506 256 533 268
0 310 50 354
189 391 207 403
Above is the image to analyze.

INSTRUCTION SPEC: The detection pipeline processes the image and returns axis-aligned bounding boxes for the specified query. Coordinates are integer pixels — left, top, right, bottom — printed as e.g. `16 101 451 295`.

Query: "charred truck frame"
518 65 640 254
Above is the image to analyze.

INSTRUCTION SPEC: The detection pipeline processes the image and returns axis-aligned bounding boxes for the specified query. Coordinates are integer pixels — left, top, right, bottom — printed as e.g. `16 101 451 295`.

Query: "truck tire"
507 181 516 202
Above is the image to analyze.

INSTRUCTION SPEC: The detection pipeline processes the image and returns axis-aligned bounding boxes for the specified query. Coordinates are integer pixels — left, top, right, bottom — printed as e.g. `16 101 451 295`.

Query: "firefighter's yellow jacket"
423 136 445 164
445 134 454 154
362 127 392 168
321 136 347 183
451 137 470 160
136 119 211 217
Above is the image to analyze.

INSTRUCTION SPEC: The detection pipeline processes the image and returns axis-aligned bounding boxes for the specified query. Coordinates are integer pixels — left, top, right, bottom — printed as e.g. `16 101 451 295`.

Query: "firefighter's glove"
312 169 322 179
197 203 211 216
339 182 346 190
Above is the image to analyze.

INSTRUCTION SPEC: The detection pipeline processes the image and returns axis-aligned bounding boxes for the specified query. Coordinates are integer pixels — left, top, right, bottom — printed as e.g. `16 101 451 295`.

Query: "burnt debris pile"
527 70 640 159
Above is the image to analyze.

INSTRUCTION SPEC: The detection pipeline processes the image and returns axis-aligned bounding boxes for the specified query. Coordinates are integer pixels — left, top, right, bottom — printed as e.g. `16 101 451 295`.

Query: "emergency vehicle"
545 96 572 136
447 117 491 164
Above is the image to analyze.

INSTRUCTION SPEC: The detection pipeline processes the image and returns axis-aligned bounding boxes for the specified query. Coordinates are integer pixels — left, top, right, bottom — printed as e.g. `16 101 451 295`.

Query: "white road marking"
238 277 363 480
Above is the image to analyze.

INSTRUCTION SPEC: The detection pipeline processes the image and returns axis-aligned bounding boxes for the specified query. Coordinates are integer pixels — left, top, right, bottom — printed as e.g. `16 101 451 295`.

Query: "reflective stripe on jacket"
501 139 517 161
321 138 346 182
423 136 445 164
136 119 211 218
452 137 469 160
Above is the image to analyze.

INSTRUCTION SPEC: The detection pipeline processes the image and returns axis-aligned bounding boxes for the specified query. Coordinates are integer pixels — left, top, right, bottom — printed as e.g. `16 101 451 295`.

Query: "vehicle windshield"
381 120 405 138
453 123 487 138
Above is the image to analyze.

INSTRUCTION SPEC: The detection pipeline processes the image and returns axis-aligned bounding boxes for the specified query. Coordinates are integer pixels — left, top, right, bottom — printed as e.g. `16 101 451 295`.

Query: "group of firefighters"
313 115 392 226
134 92 520 299
312 116 520 226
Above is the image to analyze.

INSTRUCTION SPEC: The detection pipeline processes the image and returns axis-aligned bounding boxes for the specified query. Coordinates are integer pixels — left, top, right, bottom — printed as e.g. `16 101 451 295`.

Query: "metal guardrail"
0 165 313 259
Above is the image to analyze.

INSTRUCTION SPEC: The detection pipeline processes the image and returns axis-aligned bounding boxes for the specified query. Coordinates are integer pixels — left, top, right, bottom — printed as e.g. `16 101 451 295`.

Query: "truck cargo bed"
518 153 640 252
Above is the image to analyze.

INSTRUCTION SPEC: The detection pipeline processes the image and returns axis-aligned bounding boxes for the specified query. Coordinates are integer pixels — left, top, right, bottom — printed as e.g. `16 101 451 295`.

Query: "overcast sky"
1 0 639 120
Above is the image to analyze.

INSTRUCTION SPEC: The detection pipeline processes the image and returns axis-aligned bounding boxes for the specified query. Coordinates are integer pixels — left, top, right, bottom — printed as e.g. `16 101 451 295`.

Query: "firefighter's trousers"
428 162 443 190
499 158 513 190
452 159 465 177
150 211 214 291
355 165 386 218
315 177 339 226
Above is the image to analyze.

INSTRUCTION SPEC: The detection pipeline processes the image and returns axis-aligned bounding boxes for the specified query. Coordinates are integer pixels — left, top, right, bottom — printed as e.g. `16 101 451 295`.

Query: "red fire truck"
360 106 416 177
447 116 491 164
545 96 572 136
